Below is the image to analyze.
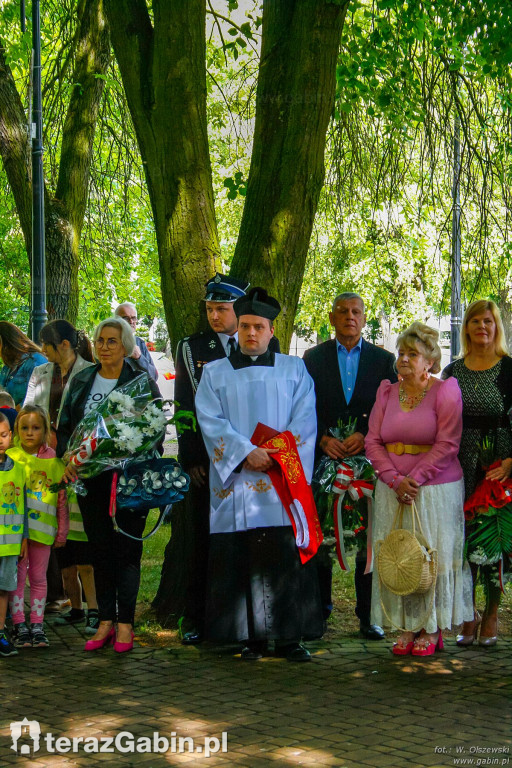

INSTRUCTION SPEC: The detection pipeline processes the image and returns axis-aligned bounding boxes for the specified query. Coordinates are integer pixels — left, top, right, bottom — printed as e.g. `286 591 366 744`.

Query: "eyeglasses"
94 338 121 349
119 315 137 325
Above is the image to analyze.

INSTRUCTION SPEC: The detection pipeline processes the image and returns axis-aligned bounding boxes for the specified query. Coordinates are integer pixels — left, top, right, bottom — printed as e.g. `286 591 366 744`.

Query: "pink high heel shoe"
392 632 419 656
411 631 443 656
114 631 134 654
84 626 115 651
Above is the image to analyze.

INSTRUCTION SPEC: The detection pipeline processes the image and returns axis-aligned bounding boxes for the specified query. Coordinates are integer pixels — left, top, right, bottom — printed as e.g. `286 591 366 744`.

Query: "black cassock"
202 349 323 644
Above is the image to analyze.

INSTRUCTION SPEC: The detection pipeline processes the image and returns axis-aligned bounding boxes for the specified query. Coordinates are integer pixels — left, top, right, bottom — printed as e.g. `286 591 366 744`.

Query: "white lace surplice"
195 354 316 534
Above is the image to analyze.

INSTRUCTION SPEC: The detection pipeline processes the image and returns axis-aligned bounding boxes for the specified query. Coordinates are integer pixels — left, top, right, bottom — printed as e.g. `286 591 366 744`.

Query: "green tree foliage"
0 0 163 333
295 0 512 339
0 0 511 348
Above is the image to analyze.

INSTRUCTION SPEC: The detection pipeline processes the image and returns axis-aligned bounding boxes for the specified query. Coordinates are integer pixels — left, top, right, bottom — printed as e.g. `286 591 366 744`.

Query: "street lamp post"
29 0 47 340
450 109 462 361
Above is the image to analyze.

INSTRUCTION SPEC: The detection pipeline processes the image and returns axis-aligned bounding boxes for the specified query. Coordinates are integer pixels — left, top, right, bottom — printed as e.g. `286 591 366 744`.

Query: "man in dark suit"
175 273 280 644
303 292 396 639
115 302 159 381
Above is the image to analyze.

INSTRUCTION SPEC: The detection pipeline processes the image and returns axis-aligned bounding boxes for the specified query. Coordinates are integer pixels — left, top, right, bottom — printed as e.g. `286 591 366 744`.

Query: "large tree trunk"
230 0 348 350
104 0 220 349
104 0 220 628
0 39 32 245
0 0 110 322
108 0 348 626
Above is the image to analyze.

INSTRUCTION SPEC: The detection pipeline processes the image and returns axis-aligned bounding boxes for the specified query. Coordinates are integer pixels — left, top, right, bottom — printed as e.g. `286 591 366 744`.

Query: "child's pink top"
365 377 463 491
37 443 69 544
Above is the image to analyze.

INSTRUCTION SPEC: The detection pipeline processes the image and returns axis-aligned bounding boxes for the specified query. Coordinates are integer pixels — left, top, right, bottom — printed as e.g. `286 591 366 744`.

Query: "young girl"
0 411 28 657
8 405 68 648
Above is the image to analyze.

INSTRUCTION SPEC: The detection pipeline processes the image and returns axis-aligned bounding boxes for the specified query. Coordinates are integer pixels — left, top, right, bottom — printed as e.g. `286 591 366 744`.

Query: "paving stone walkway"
1 620 511 768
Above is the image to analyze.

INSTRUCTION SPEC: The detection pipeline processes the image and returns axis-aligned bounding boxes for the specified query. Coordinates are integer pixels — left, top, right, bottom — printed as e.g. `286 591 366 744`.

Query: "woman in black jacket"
442 300 512 647
57 317 162 653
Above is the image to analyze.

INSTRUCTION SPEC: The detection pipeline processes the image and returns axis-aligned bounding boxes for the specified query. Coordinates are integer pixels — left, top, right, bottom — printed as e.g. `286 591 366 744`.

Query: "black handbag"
109 458 190 540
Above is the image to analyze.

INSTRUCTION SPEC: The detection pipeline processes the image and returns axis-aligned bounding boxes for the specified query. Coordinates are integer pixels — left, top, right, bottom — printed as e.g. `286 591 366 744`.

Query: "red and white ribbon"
331 462 374 572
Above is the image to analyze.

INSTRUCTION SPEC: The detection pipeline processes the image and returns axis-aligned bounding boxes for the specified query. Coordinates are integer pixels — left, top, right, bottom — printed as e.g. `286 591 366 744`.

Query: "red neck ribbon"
256 429 323 564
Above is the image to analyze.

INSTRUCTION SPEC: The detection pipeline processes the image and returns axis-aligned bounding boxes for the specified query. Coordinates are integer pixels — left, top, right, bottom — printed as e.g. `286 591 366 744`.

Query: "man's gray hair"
115 302 137 316
93 317 136 356
331 292 365 313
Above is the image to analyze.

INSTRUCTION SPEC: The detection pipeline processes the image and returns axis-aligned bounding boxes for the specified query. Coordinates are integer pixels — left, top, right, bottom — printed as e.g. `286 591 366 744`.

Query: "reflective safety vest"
0 460 26 556
7 448 65 546
67 488 88 542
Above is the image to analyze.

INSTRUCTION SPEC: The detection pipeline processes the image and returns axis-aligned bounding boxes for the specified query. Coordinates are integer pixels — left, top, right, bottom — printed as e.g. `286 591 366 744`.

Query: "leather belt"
385 442 431 456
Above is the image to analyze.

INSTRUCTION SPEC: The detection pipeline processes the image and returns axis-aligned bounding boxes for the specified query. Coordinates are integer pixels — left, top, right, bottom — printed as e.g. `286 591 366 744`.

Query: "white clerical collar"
217 331 238 354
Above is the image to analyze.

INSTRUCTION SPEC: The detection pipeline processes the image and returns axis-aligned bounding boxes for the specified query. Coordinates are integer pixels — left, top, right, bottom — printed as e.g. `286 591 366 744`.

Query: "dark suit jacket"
303 337 397 451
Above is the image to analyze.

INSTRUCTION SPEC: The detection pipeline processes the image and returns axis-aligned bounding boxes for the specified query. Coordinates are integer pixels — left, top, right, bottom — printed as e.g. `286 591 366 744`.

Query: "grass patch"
136 519 512 646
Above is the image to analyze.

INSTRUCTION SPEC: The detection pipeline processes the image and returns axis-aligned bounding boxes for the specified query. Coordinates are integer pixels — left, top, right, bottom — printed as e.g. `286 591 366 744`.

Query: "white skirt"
371 478 474 633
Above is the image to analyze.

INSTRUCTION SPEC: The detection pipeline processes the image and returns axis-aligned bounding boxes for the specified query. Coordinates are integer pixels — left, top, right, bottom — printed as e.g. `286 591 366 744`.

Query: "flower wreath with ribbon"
312 419 376 573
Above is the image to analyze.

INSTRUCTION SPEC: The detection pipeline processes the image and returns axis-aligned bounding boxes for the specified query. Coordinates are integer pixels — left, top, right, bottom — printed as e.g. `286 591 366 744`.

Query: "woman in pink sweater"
365 323 472 656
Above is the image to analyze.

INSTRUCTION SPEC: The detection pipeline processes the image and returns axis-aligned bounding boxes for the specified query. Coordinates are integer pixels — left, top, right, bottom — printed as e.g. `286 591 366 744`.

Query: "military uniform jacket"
175 330 280 471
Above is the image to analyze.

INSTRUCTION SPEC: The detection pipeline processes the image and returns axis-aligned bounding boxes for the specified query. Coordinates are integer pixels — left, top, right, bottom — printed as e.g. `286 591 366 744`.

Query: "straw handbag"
376 501 437 596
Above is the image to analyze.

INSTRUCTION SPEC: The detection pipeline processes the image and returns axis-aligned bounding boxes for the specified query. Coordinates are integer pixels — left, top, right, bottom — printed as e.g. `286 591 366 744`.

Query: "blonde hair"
460 300 508 358
396 321 442 374
15 404 51 446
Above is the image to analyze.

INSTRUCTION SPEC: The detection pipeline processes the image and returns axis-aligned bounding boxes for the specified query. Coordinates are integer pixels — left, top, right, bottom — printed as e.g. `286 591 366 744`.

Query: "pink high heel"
114 631 134 654
392 632 419 656
411 631 443 656
84 626 115 651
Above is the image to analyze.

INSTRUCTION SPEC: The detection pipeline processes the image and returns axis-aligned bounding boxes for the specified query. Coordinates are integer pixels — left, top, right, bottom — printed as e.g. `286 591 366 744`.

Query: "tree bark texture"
230 0 348 350
0 40 32 243
0 0 110 322
151 498 190 627
104 0 220 349
48 0 111 320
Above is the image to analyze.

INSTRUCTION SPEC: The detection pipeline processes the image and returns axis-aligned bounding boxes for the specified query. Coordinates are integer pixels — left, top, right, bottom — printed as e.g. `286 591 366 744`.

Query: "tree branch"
0 39 32 248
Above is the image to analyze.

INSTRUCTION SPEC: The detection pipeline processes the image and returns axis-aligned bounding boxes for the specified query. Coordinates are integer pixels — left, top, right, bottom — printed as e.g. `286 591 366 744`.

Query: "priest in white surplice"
195 288 323 662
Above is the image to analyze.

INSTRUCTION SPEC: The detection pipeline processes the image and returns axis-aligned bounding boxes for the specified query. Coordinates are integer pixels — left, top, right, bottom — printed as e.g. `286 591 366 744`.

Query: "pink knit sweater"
365 377 463 491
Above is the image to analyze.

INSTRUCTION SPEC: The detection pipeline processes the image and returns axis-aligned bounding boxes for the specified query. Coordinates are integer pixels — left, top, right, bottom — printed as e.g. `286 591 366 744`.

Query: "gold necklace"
399 382 428 409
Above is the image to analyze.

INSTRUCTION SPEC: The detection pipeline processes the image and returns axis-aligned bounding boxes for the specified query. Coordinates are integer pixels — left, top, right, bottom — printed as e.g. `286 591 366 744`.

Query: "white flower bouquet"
60 374 175 482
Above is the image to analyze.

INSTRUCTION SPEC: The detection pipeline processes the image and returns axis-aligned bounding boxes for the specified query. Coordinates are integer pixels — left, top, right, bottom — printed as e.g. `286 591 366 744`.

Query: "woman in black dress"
443 300 512 646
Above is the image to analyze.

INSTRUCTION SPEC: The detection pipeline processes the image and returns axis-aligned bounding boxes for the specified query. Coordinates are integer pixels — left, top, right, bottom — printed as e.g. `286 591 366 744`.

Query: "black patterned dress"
443 357 512 589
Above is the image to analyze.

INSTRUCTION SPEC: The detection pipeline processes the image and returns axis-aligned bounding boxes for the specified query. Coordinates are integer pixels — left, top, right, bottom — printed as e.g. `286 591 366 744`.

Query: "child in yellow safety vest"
0 410 28 657
8 405 68 649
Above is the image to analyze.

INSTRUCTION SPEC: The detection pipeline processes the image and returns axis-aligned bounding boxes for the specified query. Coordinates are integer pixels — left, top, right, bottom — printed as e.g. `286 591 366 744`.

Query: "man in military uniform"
175 273 280 644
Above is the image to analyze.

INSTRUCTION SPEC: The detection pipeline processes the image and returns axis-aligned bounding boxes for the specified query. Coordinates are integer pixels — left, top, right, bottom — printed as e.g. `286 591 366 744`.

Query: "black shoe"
30 623 50 648
0 630 18 657
275 642 311 662
54 609 86 626
85 611 100 635
241 643 266 660
12 623 32 649
359 622 385 640
181 630 203 646
303 620 328 641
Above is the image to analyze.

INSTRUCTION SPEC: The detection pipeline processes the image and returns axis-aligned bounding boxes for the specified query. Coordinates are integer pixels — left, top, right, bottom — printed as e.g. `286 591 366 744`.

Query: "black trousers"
316 548 373 624
183 477 210 631
205 528 323 643
78 473 147 624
